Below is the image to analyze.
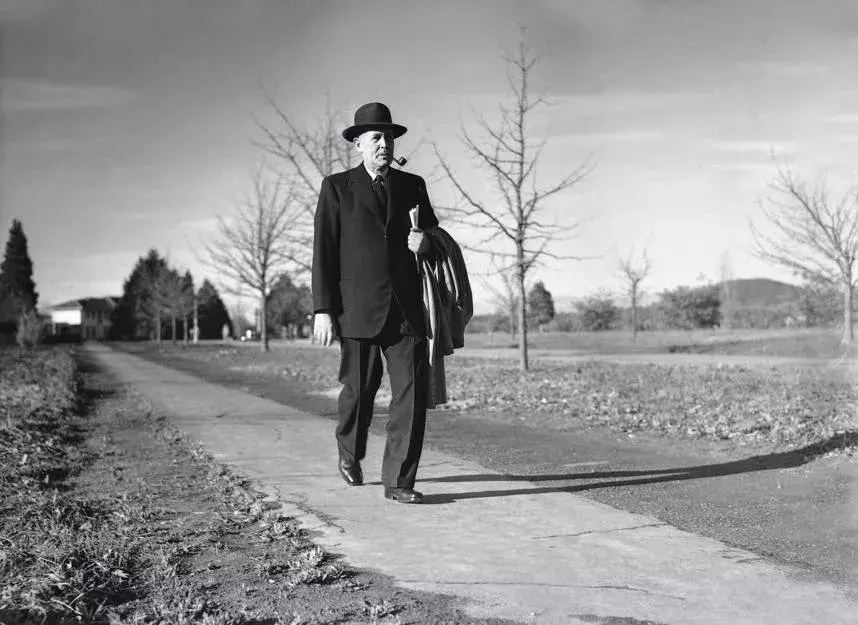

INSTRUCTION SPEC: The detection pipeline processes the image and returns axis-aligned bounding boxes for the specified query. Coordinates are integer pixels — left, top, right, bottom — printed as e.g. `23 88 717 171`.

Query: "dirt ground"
68 351 521 624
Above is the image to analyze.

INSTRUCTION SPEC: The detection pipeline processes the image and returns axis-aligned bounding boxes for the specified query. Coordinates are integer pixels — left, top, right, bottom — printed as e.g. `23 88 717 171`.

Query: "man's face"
355 129 394 171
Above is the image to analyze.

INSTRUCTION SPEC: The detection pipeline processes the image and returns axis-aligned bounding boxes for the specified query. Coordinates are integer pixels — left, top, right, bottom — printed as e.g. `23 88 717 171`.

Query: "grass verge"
0 346 111 623
463 327 850 358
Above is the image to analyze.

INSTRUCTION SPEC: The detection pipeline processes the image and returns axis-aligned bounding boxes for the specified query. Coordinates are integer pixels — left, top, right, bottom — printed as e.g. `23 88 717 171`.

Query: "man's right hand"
313 313 337 347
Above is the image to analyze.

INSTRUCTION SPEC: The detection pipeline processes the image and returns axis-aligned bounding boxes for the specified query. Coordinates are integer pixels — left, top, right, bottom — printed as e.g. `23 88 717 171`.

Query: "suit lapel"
348 166 386 224
386 168 400 227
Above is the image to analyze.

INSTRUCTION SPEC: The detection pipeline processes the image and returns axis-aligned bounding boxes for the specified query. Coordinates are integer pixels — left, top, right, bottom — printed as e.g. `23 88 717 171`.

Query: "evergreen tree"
110 249 168 340
527 280 555 328
267 273 312 337
0 219 38 313
196 279 232 339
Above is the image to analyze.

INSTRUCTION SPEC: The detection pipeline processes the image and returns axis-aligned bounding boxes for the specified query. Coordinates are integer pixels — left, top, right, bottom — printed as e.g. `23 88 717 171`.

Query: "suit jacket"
312 164 439 339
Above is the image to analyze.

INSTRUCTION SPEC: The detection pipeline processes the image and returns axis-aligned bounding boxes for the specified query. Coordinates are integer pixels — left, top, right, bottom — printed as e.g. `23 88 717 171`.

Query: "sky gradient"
4 0 858 313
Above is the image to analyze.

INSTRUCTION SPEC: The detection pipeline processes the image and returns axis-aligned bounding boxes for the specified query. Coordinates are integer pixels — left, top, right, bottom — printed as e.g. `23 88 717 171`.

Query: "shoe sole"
384 494 424 504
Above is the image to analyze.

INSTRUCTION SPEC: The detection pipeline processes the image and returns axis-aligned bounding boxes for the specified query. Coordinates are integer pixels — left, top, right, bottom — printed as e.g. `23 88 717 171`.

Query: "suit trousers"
336 303 429 488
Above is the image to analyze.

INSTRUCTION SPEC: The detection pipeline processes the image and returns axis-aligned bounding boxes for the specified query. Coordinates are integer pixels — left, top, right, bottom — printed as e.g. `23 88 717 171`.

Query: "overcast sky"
3 0 858 312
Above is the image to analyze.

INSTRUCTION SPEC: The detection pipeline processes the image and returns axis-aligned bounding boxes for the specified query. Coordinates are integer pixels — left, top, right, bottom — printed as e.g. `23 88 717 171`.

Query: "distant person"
312 102 440 504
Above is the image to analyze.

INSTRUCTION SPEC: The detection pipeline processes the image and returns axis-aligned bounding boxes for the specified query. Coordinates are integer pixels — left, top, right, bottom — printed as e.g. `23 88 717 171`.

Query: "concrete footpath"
88 344 858 625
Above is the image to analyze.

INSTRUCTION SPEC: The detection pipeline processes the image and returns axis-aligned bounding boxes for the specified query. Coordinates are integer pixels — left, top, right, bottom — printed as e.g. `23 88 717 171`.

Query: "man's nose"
378 136 390 149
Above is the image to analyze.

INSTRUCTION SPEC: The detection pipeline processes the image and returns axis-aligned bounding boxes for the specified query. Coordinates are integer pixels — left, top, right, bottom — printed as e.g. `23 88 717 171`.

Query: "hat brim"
342 123 408 143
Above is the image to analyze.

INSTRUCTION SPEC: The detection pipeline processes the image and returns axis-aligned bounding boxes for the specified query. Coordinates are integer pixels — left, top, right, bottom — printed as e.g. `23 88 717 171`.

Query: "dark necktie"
372 175 388 210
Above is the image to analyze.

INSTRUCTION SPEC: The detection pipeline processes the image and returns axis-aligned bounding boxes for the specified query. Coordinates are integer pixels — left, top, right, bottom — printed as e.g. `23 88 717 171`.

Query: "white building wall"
52 309 82 325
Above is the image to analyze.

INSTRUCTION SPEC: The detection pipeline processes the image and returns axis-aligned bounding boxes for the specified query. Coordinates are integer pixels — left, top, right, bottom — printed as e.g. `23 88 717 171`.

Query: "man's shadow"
415 431 858 505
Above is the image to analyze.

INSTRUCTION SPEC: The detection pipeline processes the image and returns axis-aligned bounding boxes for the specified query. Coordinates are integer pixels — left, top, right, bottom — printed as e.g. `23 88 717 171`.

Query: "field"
122 326 858 454
462 327 851 358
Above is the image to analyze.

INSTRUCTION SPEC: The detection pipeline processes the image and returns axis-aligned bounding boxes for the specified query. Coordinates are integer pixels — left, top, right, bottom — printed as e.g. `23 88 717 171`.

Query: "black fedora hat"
342 102 408 142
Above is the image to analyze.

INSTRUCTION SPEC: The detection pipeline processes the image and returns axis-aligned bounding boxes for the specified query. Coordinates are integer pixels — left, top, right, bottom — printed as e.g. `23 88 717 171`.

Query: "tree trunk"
260 292 269 352
631 288 638 342
721 282 733 330
843 278 854 344
171 316 177 343
509 302 517 342
193 298 199 344
155 317 162 345
517 256 529 371
184 315 189 344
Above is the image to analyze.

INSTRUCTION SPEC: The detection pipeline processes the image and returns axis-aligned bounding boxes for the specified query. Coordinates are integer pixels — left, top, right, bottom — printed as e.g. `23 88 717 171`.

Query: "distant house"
47 296 120 340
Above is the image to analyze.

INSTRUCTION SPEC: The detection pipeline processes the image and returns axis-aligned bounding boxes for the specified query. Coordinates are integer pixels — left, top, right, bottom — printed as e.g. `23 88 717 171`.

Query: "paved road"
90 343 858 625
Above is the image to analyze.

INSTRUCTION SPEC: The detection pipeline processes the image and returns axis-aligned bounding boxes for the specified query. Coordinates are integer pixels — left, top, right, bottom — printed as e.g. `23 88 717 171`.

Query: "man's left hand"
408 228 431 255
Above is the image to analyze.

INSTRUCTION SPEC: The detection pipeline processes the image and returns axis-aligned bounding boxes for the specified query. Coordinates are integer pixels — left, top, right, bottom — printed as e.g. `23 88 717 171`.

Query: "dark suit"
312 164 439 488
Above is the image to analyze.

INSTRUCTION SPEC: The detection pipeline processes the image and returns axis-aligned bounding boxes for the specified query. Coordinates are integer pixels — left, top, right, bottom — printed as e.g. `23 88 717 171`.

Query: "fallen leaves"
140 344 858 452
439 358 857 449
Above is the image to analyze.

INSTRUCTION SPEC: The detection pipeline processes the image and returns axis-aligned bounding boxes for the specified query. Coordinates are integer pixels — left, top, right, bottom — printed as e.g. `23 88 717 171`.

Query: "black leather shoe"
384 487 424 504
338 459 363 486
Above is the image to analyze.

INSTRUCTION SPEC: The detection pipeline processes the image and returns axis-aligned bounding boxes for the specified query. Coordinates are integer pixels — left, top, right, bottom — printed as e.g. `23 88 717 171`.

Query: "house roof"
50 297 118 312
83 297 118 313
51 299 85 310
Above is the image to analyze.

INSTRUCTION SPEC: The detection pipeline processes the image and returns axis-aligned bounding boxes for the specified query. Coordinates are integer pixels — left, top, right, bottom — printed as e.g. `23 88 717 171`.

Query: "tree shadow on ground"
418 431 858 505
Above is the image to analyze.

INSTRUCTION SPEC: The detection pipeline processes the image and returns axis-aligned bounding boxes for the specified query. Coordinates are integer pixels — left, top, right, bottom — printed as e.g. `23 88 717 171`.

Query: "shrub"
659 285 721 329
576 291 620 331
15 309 43 349
539 312 580 332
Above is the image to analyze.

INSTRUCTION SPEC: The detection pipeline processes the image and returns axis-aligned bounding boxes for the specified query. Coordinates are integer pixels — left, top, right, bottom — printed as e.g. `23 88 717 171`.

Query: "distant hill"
718 278 801 308
550 278 802 313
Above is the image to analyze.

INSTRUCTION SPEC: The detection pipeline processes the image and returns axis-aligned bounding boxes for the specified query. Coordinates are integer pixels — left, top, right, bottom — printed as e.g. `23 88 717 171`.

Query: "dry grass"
439 358 858 450
0 346 128 623
0 347 346 624
463 327 850 358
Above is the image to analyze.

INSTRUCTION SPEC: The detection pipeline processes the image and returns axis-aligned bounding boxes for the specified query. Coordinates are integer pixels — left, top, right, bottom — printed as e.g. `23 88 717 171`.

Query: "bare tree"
149 266 193 344
750 163 858 344
618 246 651 341
434 33 594 370
179 271 194 344
718 249 736 330
482 252 521 340
202 169 303 352
253 91 356 275
146 267 172 345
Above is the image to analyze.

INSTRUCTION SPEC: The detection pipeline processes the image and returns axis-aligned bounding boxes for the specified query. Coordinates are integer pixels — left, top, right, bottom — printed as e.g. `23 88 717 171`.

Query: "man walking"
312 102 439 504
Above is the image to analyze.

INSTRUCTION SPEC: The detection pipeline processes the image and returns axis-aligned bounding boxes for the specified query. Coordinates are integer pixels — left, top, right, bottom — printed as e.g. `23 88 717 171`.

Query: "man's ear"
353 137 361 151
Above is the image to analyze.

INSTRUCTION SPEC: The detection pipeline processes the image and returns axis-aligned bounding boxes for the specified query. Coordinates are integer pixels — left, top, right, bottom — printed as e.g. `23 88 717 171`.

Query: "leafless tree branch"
749 161 858 342
433 31 594 368
200 168 306 351
251 88 356 272
617 245 651 341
